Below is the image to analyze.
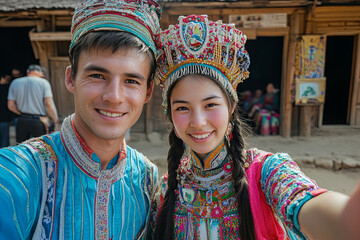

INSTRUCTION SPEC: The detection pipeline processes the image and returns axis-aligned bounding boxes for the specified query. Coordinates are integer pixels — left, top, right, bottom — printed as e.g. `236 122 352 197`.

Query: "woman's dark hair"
69 31 156 88
154 74 255 240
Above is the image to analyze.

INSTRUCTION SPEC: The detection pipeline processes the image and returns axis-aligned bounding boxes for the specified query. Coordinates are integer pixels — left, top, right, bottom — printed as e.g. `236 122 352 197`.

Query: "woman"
248 83 279 135
152 15 349 240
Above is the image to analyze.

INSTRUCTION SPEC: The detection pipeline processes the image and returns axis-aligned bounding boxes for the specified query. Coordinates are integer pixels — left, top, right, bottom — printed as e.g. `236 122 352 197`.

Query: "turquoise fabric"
0 119 158 240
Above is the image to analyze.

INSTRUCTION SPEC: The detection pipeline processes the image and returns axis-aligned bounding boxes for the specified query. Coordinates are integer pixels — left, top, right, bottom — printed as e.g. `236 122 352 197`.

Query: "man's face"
12 69 21 77
65 48 153 146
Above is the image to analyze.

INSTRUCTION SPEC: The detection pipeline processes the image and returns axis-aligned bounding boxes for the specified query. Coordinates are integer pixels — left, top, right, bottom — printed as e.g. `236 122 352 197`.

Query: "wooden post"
280 10 299 137
350 34 360 125
318 104 324 128
145 103 152 136
299 105 312 137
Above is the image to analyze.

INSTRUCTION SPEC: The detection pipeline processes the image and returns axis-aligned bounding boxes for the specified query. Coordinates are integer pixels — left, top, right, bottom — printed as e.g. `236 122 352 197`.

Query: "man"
0 0 161 239
7 64 60 142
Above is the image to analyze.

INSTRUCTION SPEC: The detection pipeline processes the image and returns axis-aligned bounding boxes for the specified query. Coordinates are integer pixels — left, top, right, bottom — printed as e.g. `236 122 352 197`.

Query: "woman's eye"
206 103 217 108
176 106 188 111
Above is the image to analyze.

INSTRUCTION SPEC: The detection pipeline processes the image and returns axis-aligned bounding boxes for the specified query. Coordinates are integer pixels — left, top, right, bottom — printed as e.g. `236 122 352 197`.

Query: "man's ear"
144 80 154 103
65 66 75 93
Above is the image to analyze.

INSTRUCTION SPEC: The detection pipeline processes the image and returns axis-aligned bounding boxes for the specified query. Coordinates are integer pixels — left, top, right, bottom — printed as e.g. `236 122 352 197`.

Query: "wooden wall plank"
29 32 72 41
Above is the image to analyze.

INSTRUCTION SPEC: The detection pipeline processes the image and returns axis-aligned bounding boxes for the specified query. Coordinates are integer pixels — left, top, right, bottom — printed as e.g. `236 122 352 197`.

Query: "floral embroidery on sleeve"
260 153 327 238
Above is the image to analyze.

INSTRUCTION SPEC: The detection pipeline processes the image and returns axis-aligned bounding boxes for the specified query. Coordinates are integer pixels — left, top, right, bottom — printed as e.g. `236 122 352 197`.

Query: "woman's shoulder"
245 148 293 164
245 148 273 166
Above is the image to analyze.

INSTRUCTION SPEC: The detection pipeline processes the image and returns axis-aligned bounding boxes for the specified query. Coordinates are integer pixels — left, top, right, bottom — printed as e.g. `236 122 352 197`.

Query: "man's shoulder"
9 77 23 87
20 133 60 155
13 76 48 84
0 141 43 170
12 76 30 83
30 76 50 85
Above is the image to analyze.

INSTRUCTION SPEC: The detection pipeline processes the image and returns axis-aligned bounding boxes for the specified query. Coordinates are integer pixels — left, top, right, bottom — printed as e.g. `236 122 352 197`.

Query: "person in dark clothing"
0 73 13 147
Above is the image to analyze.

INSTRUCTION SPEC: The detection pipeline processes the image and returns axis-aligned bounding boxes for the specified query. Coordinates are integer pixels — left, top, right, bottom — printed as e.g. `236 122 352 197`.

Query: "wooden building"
1 0 360 137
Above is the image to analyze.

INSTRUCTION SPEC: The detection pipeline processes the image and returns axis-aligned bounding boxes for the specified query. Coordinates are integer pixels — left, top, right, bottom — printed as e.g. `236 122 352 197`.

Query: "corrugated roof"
1 0 357 12
0 0 300 12
0 0 82 12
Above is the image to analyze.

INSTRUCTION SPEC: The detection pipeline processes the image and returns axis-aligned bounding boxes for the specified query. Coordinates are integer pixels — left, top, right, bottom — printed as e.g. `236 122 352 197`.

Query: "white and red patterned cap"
70 0 162 55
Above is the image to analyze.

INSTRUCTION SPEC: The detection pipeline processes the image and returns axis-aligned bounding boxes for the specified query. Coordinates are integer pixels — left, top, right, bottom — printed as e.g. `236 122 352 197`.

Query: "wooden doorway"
237 36 283 96
323 36 354 125
237 36 284 134
0 27 37 77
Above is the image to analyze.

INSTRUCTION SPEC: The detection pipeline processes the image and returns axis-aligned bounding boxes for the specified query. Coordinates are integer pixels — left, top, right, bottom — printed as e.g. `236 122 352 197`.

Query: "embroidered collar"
191 141 228 171
177 140 236 219
60 114 127 180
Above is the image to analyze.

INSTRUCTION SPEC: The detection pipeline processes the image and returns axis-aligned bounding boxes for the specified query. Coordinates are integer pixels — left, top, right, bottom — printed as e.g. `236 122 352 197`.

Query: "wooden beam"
161 1 313 9
0 20 37 27
256 28 289 36
0 16 11 23
242 29 257 40
223 7 298 15
29 31 71 41
35 10 74 16
312 6 360 14
165 7 299 16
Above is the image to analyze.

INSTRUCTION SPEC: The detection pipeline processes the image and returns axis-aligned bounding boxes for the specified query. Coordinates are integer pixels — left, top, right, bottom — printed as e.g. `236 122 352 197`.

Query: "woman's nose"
189 110 206 128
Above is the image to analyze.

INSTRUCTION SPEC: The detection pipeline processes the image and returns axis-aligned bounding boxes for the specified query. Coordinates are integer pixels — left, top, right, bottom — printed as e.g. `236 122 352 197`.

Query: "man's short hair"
69 31 156 88
27 64 43 73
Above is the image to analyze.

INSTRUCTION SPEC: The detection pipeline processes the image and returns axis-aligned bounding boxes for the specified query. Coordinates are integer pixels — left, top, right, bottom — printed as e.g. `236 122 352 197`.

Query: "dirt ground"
130 125 360 195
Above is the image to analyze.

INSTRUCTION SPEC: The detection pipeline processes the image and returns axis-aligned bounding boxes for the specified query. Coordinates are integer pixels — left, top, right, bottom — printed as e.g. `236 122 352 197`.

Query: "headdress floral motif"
70 0 162 55
155 15 250 107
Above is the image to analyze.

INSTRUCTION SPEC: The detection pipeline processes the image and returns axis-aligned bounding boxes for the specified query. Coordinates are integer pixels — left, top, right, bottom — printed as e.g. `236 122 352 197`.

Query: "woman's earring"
225 122 233 142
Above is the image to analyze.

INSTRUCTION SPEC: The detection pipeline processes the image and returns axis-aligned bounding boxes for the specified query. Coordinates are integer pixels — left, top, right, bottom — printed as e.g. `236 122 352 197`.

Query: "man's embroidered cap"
155 15 250 107
70 0 162 55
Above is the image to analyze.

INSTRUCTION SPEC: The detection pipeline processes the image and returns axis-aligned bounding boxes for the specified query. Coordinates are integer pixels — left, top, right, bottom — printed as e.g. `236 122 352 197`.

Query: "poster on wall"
295 35 327 79
295 77 326 105
229 13 287 29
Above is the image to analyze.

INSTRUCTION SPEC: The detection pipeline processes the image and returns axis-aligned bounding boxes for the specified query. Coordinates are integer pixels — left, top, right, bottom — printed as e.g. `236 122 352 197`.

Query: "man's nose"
103 79 124 104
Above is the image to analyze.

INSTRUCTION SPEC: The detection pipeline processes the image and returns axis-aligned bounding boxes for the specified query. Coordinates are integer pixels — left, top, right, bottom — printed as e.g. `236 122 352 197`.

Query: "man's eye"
90 74 103 79
126 79 139 84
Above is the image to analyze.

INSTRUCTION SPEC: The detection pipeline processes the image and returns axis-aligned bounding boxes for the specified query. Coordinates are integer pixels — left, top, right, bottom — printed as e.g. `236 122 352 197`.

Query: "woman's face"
170 75 233 160
266 83 274 94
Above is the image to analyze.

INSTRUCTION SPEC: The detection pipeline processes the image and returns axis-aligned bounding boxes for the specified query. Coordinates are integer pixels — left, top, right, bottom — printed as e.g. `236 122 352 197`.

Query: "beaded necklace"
174 141 241 239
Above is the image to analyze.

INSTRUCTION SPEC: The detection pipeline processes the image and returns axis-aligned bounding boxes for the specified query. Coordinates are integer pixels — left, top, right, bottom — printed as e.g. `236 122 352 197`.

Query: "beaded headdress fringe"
162 63 238 105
